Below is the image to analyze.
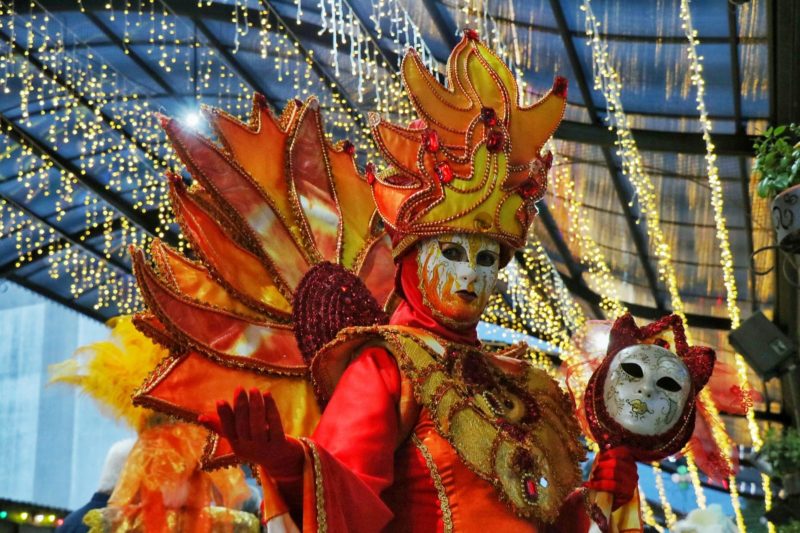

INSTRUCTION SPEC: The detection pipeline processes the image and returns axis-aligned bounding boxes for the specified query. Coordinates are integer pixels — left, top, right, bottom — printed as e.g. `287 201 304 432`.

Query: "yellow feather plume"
49 315 168 433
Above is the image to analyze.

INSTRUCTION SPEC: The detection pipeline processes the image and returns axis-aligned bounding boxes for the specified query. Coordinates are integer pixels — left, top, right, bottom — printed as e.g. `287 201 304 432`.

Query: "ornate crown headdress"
369 29 568 258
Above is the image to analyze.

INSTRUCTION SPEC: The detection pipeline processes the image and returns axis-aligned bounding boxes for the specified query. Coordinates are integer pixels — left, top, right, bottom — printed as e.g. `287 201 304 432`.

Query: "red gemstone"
464 28 480 41
542 150 553 170
553 76 568 98
521 179 544 200
254 92 268 109
486 130 504 152
524 478 538 500
434 161 453 184
294 97 304 107
365 162 376 184
481 107 498 127
342 140 355 156
422 129 440 152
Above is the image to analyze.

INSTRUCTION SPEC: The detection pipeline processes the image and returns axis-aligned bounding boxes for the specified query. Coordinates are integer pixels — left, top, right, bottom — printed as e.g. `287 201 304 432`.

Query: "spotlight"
183 110 203 129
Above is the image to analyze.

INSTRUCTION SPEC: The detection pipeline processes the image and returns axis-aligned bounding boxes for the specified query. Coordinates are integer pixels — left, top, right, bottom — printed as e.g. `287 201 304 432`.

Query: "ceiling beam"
0 193 131 276
419 0 459 52
0 215 128 276
255 0 367 130
557 271 732 330
556 120 756 156
5 272 108 323
83 10 175 95
549 0 666 312
0 113 165 242
535 204 604 319
189 14 281 105
0 28 168 172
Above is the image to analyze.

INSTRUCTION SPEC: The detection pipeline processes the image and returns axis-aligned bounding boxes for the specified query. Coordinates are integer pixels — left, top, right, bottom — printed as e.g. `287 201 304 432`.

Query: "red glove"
584 447 638 510
198 387 304 478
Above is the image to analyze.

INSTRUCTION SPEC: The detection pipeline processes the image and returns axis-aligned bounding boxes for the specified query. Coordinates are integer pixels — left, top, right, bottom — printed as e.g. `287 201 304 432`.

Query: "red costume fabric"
268 271 595 532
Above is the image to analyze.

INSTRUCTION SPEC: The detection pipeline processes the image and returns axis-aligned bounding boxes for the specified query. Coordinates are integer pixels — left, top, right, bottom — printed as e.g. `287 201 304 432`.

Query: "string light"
679 2 773 529
652 463 679 527
580 0 747 526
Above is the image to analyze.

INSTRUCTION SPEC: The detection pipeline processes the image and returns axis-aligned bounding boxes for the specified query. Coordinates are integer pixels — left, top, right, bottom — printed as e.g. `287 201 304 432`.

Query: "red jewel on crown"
542 150 553 171
520 178 544 200
422 129 440 153
486 130 504 152
365 162 377 185
553 76 568 98
342 140 355 156
434 161 453 184
464 28 480 41
481 107 498 127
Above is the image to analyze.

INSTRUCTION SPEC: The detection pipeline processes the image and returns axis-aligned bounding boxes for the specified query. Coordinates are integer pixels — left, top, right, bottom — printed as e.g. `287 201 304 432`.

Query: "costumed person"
574 313 716 532
57 438 135 533
128 31 638 531
49 317 260 533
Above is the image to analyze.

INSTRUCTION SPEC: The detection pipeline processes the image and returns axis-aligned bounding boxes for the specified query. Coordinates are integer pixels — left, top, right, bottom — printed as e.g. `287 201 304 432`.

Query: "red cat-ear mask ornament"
367 31 567 263
583 313 715 462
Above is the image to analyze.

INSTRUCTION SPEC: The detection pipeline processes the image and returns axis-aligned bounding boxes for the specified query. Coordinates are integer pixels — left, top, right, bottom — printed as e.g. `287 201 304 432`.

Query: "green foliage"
762 427 800 474
778 521 800 533
755 123 800 198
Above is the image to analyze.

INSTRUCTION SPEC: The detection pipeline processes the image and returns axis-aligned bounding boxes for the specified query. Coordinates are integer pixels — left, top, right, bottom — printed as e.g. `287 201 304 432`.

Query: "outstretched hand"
584 447 638 510
198 387 303 477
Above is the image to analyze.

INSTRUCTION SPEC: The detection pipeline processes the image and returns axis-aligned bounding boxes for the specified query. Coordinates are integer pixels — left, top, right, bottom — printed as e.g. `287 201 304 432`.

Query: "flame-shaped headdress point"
369 30 568 258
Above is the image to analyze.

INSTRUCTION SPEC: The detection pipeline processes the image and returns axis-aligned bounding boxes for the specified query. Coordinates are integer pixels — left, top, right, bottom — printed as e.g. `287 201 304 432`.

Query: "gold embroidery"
306 440 328 533
312 325 586 524
412 433 454 532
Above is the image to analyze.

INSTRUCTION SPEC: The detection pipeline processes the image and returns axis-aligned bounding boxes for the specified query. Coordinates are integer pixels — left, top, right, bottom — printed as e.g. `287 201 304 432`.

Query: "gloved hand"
584 447 638 510
198 387 304 477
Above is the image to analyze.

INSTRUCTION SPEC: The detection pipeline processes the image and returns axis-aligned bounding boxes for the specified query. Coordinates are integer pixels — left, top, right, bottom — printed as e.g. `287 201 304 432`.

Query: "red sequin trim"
292 262 388 363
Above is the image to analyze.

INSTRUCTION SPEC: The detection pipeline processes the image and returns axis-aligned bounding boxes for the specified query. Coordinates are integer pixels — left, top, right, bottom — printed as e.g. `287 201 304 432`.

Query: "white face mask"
602 344 691 436
417 233 501 327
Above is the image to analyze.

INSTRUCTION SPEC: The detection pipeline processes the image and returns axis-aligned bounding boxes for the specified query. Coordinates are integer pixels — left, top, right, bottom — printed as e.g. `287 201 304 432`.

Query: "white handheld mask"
602 344 691 436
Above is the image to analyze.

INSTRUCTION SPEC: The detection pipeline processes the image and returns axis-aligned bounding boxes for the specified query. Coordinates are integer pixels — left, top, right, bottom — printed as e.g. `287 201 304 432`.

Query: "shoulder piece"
312 325 585 523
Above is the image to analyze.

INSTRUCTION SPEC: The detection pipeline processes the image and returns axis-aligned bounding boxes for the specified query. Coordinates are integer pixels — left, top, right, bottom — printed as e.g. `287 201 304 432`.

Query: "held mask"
584 313 715 461
602 344 691 436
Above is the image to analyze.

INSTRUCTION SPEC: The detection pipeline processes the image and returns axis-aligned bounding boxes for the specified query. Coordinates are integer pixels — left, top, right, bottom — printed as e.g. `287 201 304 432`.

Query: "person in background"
57 438 135 533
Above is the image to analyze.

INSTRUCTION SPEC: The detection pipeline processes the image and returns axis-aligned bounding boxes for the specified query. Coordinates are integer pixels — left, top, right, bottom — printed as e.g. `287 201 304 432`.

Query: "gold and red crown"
369 29 568 258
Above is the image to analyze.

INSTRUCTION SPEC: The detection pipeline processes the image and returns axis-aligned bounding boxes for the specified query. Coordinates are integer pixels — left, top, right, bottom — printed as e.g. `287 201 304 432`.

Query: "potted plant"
762 427 800 497
755 123 800 252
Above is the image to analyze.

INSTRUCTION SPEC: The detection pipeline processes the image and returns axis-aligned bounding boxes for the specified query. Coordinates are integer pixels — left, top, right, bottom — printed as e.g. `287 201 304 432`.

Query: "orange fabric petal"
170 180 291 316
163 117 311 289
133 249 305 373
288 101 341 261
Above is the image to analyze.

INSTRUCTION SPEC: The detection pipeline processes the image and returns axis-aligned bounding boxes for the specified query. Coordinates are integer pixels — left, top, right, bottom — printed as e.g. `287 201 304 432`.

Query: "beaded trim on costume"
311 325 586 524
412 433 454 532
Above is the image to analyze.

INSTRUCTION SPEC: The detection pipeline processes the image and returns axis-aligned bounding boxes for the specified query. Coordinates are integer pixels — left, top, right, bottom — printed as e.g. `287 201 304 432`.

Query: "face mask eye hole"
621 362 644 378
476 250 498 267
439 242 466 262
657 377 682 392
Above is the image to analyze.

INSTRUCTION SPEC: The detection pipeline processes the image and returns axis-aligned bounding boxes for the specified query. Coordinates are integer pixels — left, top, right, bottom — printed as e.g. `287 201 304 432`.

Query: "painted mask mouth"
455 290 478 302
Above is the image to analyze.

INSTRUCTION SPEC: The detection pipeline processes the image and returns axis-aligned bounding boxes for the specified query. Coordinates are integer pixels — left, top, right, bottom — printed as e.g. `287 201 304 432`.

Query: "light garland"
679 2 772 529
548 143 626 319
652 463 679 527
639 493 665 532
580 0 747 526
